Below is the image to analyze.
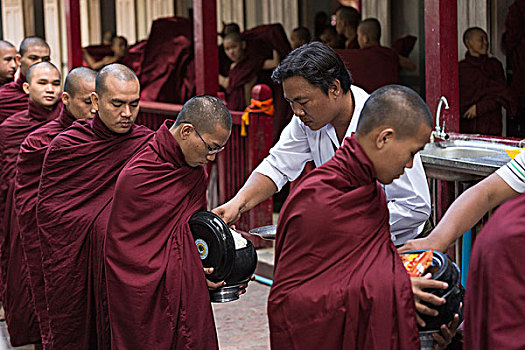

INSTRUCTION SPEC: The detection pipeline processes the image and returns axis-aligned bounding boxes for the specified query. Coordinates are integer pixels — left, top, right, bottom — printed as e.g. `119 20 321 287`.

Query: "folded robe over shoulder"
0 100 62 346
268 135 420 350
464 192 525 349
0 76 29 124
36 115 153 350
105 120 217 349
13 108 77 346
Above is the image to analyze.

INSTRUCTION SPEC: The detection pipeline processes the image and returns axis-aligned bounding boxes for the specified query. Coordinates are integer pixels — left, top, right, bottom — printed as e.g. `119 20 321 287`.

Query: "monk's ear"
22 82 30 95
15 54 21 66
180 124 193 140
375 127 395 150
62 92 71 106
91 92 100 111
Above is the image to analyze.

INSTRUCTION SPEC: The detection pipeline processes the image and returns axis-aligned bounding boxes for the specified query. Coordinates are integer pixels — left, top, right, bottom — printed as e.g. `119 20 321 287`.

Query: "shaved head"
64 67 96 97
26 61 60 83
358 18 381 43
0 40 15 50
19 36 50 57
356 85 432 139
174 95 232 134
336 6 361 29
95 63 138 97
463 27 486 45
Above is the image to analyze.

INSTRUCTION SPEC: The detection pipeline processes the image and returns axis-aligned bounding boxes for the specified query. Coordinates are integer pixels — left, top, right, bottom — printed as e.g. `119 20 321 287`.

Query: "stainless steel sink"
420 140 517 181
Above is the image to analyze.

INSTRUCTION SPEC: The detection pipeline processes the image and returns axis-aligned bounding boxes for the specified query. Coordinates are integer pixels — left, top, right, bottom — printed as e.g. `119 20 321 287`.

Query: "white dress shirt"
254 85 431 245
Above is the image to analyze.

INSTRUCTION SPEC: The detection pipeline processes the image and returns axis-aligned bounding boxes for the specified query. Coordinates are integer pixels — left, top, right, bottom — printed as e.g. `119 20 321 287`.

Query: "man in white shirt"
214 42 456 348
401 150 525 253
215 41 431 246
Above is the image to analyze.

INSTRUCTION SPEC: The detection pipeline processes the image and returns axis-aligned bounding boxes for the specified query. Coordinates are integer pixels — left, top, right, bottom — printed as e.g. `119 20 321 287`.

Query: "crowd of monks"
0 2 523 349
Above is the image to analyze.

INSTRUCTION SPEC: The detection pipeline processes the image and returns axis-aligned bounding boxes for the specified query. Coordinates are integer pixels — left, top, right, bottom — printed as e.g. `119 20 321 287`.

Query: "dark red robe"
105 120 217 349
13 108 76 347
226 56 264 111
464 192 525 349
336 46 399 93
0 75 28 124
268 135 420 349
459 53 515 135
36 115 153 349
0 100 62 346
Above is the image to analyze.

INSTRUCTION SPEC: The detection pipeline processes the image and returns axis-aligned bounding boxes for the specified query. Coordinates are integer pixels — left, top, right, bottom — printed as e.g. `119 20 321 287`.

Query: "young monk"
459 27 514 135
105 95 232 349
0 40 18 86
36 64 153 349
335 5 361 49
0 61 62 347
268 85 433 349
83 36 128 70
219 32 280 110
13 67 96 348
0 37 50 123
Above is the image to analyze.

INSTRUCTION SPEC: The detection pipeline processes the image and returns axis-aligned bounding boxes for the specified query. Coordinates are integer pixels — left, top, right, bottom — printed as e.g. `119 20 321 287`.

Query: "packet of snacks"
401 250 433 277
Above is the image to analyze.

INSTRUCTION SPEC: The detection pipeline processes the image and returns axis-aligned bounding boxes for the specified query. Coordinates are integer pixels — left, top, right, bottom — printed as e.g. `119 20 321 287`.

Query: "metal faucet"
431 96 450 142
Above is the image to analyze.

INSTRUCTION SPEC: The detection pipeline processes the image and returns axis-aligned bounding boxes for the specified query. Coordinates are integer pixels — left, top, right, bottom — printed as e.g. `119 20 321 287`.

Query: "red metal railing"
137 90 274 247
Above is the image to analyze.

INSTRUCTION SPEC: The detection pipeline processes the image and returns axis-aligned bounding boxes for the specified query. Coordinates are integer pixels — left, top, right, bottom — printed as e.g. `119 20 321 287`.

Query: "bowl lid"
189 211 235 282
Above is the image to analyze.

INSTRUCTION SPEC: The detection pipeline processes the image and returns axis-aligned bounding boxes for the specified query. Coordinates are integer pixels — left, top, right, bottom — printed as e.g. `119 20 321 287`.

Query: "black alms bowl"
401 250 464 333
189 211 258 302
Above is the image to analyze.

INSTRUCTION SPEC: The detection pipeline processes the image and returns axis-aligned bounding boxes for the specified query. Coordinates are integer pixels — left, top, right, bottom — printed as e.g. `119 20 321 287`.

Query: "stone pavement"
213 281 271 350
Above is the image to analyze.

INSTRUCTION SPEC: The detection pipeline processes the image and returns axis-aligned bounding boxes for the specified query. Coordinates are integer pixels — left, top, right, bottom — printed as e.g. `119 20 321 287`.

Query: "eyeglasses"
181 122 225 155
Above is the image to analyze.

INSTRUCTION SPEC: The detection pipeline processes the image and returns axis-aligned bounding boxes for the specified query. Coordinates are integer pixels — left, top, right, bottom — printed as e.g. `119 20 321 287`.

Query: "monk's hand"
398 237 447 254
212 201 242 226
463 105 477 119
410 273 447 327
432 313 460 349
203 267 226 289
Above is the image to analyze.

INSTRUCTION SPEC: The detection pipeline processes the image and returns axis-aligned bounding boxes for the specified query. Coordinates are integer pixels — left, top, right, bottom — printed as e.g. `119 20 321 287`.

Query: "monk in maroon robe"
13 67 96 347
0 36 51 124
464 192 525 349
337 18 400 93
268 85 433 349
0 40 18 86
459 27 515 135
220 32 280 111
106 95 232 349
335 5 361 49
0 61 62 347
36 64 153 349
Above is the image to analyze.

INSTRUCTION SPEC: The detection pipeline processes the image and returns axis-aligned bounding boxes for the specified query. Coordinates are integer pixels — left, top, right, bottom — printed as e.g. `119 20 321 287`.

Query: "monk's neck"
331 93 355 144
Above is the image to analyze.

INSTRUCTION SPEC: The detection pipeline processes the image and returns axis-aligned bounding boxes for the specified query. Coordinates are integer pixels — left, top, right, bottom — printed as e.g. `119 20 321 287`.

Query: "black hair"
26 61 60 83
292 27 311 43
272 41 352 95
19 36 50 57
463 27 486 46
64 67 96 97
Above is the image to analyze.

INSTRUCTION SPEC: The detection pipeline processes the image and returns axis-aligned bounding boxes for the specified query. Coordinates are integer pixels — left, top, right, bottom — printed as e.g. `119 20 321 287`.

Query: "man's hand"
212 200 242 225
411 273 447 327
432 313 460 350
463 105 477 119
204 267 226 289
398 237 447 254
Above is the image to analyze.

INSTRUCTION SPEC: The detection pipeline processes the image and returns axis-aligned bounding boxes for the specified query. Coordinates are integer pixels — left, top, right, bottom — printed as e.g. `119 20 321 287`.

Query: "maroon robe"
13 108 76 346
0 75 29 124
36 115 153 349
268 135 420 349
226 56 264 111
0 100 61 346
336 46 399 93
139 17 195 104
464 192 525 349
105 120 217 349
459 53 514 135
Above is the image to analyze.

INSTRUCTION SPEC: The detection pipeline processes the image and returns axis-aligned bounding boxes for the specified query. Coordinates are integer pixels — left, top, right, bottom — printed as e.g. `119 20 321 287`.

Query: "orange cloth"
241 98 274 136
